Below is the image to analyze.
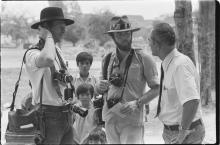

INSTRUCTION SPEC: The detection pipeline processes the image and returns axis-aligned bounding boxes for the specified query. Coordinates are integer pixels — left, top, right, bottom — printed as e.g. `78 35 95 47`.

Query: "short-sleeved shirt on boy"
72 73 99 97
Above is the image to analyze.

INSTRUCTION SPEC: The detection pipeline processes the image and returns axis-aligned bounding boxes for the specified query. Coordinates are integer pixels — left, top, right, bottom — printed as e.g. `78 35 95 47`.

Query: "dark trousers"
41 106 76 145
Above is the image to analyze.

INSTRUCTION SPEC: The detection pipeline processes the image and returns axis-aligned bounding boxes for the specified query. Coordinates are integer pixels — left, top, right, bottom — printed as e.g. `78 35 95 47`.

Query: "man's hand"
171 129 194 144
38 25 52 40
97 80 110 93
120 100 138 115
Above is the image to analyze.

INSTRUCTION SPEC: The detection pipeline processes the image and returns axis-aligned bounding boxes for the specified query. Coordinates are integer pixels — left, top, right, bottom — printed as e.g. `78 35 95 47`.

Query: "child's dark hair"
76 52 93 66
76 83 94 99
82 126 107 144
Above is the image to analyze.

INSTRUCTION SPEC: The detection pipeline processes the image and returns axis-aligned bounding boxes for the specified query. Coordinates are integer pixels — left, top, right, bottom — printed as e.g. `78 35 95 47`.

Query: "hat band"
40 16 67 22
110 23 131 31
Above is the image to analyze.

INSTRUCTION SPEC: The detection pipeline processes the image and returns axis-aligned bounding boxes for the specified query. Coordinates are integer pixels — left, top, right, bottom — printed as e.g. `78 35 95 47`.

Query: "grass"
1 68 101 108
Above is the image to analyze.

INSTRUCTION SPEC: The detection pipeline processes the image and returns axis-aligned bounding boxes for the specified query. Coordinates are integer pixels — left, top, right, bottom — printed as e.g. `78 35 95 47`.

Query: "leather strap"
10 48 40 111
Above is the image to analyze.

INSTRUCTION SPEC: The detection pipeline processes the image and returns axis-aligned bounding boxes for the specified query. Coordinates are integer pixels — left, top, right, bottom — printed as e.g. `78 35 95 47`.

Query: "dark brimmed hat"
31 7 74 29
105 15 140 34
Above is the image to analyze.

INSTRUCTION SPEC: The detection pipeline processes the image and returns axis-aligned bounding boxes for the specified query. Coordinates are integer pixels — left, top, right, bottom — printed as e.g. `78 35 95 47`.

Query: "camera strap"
119 49 135 101
55 48 67 70
9 47 44 111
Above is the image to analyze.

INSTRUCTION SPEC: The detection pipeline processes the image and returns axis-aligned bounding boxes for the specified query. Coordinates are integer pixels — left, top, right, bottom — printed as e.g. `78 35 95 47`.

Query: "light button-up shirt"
158 48 202 125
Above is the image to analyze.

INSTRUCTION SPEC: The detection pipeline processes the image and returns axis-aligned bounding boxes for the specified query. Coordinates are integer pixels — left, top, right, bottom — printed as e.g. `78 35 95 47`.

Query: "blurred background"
1 0 216 144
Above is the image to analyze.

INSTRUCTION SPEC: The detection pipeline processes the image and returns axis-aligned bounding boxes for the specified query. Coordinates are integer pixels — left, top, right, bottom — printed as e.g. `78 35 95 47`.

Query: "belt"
41 104 70 112
164 119 202 131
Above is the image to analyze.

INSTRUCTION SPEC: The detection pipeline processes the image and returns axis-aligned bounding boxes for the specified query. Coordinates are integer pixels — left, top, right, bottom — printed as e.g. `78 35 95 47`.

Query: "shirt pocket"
167 88 180 108
128 63 141 81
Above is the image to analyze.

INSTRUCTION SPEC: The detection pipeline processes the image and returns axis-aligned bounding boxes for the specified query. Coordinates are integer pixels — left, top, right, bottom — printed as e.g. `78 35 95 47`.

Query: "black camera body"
53 69 75 101
93 97 104 109
70 105 88 118
53 70 73 84
93 96 105 125
64 88 74 101
109 73 123 87
107 97 121 109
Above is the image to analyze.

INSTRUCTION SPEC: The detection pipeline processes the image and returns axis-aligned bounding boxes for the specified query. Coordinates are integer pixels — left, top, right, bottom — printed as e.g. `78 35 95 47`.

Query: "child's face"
78 91 92 108
78 60 91 75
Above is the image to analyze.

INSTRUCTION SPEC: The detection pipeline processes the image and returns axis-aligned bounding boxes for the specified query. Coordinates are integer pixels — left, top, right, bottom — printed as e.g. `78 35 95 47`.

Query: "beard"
115 40 131 51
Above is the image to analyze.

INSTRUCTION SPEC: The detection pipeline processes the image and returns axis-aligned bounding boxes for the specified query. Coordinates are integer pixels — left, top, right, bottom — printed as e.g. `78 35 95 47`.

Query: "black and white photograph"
1 0 217 144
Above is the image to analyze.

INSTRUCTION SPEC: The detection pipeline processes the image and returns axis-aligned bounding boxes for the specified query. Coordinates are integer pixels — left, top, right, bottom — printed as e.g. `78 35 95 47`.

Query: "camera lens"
71 105 88 117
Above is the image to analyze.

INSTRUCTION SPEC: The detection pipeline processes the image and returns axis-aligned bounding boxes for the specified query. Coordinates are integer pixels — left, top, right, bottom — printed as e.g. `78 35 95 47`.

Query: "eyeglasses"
111 23 131 30
111 15 128 21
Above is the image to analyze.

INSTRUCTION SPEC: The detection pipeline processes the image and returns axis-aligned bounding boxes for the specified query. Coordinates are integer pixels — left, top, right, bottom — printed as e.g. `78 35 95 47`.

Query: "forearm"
37 36 56 67
138 85 160 107
181 99 199 129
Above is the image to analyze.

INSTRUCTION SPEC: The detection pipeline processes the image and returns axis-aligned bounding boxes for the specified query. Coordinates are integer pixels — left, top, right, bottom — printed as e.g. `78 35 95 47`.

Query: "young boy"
72 52 99 98
73 83 102 144
82 126 107 144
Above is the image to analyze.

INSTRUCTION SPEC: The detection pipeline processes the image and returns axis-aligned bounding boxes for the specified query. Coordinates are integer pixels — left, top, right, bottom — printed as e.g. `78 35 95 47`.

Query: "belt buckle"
62 110 69 113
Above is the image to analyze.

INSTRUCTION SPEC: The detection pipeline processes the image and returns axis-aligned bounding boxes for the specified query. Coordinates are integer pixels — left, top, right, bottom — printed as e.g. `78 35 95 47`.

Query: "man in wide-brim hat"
97 15 160 144
24 7 77 144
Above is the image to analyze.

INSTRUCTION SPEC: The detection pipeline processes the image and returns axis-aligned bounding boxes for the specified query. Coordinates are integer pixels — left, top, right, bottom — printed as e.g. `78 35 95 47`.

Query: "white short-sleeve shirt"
25 45 67 106
158 48 202 125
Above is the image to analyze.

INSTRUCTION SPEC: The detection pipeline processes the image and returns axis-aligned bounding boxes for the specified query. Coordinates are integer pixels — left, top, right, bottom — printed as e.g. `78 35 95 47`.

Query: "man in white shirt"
148 22 205 144
25 7 76 144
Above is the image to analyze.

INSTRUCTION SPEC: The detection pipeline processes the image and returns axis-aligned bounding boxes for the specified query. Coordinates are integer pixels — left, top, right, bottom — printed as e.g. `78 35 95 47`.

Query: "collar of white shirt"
76 73 92 81
162 48 181 72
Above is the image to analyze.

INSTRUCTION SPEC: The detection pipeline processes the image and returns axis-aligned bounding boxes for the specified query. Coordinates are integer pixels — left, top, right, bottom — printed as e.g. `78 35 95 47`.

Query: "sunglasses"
110 15 131 30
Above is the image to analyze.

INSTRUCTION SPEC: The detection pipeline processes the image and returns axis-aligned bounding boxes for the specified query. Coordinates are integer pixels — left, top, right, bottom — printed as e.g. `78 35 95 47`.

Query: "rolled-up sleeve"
142 54 160 88
25 50 40 69
173 64 200 105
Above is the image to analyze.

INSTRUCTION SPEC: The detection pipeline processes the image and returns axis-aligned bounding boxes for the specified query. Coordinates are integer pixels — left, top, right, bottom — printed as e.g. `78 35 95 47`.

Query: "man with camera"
97 16 160 144
25 7 77 144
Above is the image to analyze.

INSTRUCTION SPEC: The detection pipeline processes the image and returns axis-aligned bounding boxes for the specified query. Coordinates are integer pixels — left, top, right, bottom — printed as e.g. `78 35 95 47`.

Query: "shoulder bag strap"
9 48 39 111
39 75 44 113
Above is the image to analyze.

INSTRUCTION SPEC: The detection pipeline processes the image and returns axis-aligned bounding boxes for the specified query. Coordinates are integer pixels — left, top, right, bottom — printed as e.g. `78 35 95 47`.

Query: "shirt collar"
76 73 92 80
162 48 180 71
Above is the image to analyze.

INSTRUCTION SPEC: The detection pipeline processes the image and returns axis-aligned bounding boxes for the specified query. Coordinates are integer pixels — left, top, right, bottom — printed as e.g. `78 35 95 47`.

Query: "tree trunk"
174 0 196 66
198 1 215 105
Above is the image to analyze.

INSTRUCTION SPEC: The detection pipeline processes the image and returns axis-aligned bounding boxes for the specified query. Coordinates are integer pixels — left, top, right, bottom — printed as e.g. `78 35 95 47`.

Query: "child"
82 126 107 144
73 52 99 98
73 83 100 144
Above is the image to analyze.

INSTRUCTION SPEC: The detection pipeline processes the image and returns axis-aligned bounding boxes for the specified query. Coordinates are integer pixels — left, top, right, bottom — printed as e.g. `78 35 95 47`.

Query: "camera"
93 96 105 125
64 87 74 101
107 97 121 109
53 70 73 83
70 105 88 118
93 96 104 109
109 73 124 87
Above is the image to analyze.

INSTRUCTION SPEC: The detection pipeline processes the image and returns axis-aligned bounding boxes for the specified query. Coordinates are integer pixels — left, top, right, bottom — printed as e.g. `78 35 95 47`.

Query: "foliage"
87 10 115 46
1 15 37 46
64 23 86 46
